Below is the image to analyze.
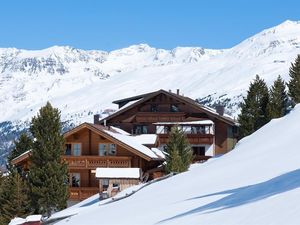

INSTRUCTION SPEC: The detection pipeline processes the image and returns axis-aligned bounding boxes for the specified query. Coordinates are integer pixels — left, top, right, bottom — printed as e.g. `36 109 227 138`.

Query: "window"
170 104 179 112
102 179 109 190
73 143 81 156
134 125 148 134
112 183 120 191
65 144 71 155
150 104 158 112
70 173 80 187
99 144 107 156
108 144 117 156
156 125 165 134
191 126 207 134
192 146 206 156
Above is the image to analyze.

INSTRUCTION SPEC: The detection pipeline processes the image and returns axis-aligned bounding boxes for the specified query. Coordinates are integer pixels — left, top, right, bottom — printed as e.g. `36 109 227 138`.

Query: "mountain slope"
54 104 300 225
1 20 300 123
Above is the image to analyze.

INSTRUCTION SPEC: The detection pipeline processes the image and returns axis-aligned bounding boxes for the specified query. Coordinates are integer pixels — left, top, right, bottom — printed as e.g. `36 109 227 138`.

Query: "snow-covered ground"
1 20 300 123
53 104 300 225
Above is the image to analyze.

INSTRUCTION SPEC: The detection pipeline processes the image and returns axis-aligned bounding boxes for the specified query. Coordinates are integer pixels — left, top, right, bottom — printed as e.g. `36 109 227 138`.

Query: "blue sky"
0 0 299 51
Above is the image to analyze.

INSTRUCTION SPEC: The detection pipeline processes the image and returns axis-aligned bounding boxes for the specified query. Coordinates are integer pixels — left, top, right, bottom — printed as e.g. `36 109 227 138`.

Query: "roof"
96 168 140 179
11 150 32 166
103 130 160 159
9 215 42 225
153 120 214 125
64 123 164 161
100 89 236 126
112 91 156 104
130 134 158 145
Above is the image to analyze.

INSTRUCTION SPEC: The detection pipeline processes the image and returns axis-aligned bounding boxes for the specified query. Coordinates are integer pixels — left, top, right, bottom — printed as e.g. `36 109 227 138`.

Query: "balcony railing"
62 156 132 169
158 133 214 145
69 187 99 201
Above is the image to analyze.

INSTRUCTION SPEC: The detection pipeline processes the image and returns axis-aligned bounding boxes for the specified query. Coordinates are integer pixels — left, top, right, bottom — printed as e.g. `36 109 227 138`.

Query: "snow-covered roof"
153 120 214 125
9 215 42 225
26 215 42 222
151 148 166 159
131 134 157 145
103 130 163 159
96 168 140 179
111 126 130 135
9 217 26 225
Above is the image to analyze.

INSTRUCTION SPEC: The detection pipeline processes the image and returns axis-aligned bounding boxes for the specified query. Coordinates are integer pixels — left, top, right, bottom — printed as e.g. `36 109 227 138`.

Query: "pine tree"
268 75 289 118
287 54 300 104
7 132 33 171
165 126 193 173
0 170 31 224
238 75 270 138
28 102 68 217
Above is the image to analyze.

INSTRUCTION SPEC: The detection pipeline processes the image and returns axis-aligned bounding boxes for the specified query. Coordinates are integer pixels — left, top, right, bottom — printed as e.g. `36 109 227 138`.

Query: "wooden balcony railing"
69 187 99 201
135 112 186 123
158 133 214 145
62 156 132 169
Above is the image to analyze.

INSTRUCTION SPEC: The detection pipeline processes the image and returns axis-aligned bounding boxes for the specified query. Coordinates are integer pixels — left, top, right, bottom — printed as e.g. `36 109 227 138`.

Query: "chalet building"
95 89 238 160
96 167 141 199
11 123 164 202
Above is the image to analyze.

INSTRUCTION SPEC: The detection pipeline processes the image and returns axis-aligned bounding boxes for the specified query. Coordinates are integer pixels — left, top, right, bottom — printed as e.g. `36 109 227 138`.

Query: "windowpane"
71 173 80 187
108 144 117 156
134 125 148 134
73 144 81 156
65 144 71 155
156 126 165 134
99 144 107 156
192 146 206 156
170 104 179 112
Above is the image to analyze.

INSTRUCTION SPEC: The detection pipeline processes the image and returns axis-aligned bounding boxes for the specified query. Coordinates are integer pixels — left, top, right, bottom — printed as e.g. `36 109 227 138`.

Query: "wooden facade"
63 123 163 201
11 123 164 202
97 89 238 158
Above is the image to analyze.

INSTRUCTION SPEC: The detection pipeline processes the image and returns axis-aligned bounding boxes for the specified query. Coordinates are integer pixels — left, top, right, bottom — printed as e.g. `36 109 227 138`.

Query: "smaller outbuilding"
95 167 141 199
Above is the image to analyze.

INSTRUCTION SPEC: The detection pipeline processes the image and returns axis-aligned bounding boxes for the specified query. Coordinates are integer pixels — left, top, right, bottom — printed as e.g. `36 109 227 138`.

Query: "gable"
100 90 236 126
64 123 162 161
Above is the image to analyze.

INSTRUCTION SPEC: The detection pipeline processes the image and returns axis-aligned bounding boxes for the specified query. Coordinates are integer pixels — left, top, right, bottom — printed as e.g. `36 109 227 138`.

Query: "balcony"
135 112 186 123
158 133 214 145
69 187 99 201
62 156 132 169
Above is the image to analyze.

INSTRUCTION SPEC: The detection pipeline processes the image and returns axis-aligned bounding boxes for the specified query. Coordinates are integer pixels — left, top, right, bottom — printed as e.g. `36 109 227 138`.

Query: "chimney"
176 89 180 95
216 105 225 116
94 114 100 124
169 89 172 93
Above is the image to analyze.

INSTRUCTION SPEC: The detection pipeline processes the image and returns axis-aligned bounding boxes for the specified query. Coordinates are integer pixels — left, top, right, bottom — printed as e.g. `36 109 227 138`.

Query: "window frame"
72 143 82 156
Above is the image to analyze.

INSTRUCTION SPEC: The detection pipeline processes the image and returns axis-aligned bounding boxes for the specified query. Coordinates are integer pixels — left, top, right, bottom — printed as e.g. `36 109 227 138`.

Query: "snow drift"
54 104 300 225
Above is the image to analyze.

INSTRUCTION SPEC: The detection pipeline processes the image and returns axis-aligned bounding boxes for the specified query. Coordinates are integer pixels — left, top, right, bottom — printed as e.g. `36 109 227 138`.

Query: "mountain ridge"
0 20 300 165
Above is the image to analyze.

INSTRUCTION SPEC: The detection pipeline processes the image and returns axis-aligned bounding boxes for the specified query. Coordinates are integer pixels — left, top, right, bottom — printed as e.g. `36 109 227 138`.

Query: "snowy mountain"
1 20 300 165
51 104 300 225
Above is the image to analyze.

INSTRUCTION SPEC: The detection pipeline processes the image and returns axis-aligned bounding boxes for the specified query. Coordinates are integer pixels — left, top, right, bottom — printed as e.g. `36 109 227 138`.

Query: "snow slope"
1 20 300 123
55 104 300 225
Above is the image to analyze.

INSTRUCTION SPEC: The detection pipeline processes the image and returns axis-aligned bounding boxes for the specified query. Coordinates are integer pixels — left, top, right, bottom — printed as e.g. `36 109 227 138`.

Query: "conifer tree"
287 54 300 104
7 132 33 171
238 75 270 138
268 75 289 118
0 170 31 224
28 102 68 217
165 126 193 173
